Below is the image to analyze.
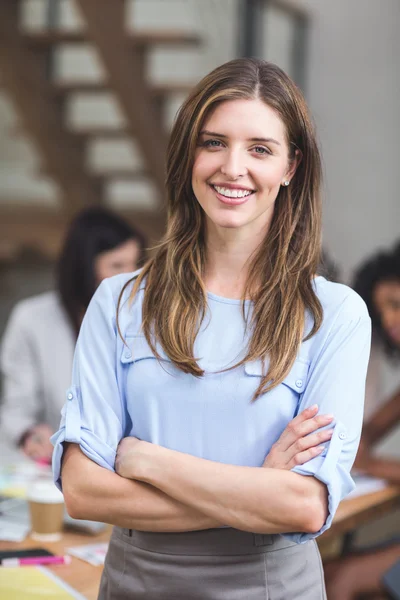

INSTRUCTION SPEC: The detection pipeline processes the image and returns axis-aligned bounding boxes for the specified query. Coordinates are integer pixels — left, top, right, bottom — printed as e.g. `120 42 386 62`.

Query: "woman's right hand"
263 405 334 470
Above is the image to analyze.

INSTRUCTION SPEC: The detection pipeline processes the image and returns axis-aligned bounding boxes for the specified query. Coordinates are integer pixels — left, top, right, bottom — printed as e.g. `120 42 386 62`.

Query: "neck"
204 220 269 299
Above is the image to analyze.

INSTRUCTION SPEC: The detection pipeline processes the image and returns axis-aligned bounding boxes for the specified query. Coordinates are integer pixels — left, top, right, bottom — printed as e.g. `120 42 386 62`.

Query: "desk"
1 488 399 599
0 527 111 600
320 485 400 542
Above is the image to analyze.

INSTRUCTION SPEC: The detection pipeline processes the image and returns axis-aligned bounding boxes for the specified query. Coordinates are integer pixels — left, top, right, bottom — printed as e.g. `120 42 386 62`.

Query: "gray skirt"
98 526 327 600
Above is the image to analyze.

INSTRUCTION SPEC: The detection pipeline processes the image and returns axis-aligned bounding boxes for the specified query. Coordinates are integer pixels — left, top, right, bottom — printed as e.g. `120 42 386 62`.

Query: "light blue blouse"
52 272 371 544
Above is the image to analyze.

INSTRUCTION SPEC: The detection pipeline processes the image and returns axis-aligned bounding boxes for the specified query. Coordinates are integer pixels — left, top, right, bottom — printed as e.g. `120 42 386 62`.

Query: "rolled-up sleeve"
286 294 371 543
51 278 127 490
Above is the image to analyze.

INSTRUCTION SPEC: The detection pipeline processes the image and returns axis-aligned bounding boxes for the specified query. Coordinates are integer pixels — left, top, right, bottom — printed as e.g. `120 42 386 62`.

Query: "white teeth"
213 185 252 199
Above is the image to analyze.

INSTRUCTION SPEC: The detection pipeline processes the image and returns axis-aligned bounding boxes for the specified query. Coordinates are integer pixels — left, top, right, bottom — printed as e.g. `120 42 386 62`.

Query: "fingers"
288 427 334 456
279 405 334 451
263 405 336 471
288 444 326 469
295 413 334 439
278 405 318 449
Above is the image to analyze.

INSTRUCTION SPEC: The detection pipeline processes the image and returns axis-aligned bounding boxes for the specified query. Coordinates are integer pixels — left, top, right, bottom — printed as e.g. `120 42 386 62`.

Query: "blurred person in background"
354 243 400 475
0 207 146 462
324 244 400 600
356 244 400 422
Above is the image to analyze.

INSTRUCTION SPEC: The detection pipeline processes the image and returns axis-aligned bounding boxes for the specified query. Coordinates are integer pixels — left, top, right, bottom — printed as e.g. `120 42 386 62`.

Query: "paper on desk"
67 542 109 566
0 566 86 599
0 497 30 541
0 518 30 542
347 472 388 499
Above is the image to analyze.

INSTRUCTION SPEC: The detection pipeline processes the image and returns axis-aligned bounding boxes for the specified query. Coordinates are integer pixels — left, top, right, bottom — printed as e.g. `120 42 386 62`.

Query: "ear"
284 148 302 184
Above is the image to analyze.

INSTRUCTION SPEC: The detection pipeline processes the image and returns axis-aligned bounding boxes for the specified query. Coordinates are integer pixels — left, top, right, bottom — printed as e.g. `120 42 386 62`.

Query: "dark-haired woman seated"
0 207 146 462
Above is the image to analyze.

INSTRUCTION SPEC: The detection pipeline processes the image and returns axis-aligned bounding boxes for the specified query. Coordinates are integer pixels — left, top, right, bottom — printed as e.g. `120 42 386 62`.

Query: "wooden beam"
22 29 202 49
10 125 134 141
38 165 149 182
0 1 102 214
0 204 166 261
74 0 168 201
48 80 195 100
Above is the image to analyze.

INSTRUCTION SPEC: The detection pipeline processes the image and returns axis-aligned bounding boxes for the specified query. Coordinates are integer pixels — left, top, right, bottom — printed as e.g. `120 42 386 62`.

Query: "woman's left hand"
263 405 334 470
115 436 153 480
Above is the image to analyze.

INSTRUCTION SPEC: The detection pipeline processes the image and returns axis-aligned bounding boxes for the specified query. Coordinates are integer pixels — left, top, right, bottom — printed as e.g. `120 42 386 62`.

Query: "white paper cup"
27 480 65 541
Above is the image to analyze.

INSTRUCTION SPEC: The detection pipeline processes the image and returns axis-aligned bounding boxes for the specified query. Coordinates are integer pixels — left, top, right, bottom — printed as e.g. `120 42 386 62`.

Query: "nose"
220 148 248 180
381 307 400 330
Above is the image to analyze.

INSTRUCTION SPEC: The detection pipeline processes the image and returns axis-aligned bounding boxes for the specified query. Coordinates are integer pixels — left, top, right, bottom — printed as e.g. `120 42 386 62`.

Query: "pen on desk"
1 555 72 567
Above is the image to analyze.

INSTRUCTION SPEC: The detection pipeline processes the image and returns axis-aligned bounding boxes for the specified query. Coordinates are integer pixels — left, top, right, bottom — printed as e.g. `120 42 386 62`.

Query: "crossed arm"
61 406 331 534
62 442 222 532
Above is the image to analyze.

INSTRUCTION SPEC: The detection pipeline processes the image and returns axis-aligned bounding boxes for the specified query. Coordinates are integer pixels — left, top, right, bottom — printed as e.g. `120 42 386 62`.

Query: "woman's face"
94 239 141 284
192 98 298 237
373 280 400 346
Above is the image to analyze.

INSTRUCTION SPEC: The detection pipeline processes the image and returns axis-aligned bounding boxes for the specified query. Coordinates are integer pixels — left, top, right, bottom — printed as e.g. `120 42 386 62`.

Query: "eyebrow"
199 130 281 146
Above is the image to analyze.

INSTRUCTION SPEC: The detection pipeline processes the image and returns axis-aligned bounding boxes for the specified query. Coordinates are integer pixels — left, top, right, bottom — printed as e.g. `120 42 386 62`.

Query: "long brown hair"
119 58 323 399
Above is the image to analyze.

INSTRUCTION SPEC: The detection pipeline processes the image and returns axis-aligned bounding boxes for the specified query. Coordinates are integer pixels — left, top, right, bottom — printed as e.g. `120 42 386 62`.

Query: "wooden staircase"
0 0 201 255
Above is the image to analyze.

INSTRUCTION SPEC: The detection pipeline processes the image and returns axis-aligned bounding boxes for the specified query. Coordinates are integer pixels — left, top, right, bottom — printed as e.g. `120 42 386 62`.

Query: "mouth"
387 326 400 342
209 184 256 205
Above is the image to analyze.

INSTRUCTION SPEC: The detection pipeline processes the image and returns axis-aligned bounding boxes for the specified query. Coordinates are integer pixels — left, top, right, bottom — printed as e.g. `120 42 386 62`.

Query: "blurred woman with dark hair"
0 207 146 462
354 248 400 421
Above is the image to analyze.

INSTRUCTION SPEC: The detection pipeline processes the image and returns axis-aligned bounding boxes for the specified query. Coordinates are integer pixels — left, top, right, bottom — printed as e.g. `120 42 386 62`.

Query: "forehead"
202 98 288 142
101 239 138 260
373 280 400 304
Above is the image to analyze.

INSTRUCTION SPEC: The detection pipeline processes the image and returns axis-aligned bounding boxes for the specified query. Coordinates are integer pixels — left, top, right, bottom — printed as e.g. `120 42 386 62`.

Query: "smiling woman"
52 58 371 600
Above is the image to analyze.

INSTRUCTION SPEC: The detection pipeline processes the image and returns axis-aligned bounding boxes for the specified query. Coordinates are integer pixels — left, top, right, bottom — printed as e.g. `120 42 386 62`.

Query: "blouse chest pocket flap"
244 358 310 394
120 335 169 365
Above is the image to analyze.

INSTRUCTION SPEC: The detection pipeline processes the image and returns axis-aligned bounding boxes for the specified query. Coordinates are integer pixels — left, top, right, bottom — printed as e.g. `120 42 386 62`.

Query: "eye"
252 145 272 156
202 139 224 149
390 300 400 310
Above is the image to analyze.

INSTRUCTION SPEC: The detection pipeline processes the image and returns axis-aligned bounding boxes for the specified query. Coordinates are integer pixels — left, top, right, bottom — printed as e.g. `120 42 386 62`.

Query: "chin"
205 209 248 230
213 217 248 229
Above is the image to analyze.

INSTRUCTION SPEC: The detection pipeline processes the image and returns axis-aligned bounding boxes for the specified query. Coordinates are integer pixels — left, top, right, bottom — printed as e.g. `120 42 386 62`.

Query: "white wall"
300 0 400 282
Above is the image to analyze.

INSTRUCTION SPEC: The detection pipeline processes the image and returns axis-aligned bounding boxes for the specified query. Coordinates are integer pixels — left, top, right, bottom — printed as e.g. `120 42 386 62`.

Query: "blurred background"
1 0 399 316
0 0 399 555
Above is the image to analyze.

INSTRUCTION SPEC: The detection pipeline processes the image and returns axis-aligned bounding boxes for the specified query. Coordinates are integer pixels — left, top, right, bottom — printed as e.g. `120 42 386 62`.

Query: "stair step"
38 166 147 181
92 169 148 181
22 29 202 49
51 80 195 97
69 126 134 139
9 124 134 140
